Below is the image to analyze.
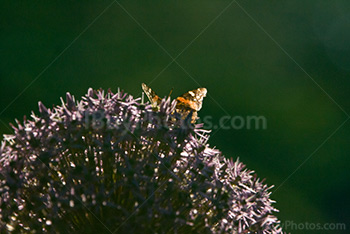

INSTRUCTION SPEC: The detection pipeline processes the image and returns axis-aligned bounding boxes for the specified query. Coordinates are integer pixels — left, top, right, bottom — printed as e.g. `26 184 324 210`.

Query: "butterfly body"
141 83 207 123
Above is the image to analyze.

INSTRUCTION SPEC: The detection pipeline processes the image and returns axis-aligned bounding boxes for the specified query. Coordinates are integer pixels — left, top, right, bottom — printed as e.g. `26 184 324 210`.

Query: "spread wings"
141 83 207 123
176 88 207 111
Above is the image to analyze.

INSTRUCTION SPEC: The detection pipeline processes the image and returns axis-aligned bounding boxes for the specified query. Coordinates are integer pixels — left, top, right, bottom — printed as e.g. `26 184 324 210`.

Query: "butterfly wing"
176 88 207 111
142 83 207 123
176 88 207 122
141 83 161 107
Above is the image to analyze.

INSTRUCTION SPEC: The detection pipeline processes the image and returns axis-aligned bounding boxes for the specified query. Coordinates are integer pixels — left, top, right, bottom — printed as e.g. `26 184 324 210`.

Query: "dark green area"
1 1 349 233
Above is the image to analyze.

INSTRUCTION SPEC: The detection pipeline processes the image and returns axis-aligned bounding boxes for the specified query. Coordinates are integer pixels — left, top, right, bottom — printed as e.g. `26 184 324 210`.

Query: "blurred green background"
1 1 349 233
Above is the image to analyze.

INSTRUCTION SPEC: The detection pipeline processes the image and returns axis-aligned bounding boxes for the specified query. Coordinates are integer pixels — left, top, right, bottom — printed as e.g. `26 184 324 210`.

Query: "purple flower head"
0 88 285 233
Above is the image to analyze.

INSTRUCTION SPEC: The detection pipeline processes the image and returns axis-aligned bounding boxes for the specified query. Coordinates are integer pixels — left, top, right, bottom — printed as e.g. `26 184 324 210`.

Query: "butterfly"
141 83 207 123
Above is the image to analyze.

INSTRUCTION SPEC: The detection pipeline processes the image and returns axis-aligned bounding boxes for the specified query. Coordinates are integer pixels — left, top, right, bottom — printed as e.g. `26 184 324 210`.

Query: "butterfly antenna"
168 87 174 98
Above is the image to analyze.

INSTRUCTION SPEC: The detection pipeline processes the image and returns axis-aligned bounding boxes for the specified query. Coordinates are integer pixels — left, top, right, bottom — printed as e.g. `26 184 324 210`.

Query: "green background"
1 1 349 233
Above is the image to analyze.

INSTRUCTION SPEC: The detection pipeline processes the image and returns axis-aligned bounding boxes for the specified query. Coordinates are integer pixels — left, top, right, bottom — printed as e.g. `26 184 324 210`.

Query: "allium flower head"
0 88 285 233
